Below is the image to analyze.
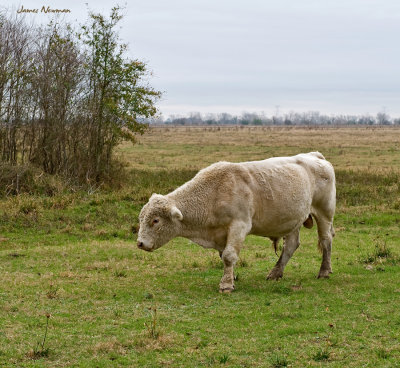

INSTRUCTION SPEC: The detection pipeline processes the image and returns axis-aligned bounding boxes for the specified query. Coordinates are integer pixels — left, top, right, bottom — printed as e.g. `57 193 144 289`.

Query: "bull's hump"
198 161 249 180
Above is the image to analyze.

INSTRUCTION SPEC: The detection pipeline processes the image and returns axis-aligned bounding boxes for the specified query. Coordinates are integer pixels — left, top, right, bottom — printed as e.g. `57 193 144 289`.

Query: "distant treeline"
162 111 400 126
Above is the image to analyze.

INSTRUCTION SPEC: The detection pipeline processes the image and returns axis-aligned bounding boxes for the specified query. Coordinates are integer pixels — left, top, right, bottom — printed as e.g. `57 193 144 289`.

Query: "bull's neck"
167 186 209 233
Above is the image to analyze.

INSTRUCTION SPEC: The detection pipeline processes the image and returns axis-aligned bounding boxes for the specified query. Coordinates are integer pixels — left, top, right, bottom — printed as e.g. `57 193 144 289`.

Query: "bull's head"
137 194 183 252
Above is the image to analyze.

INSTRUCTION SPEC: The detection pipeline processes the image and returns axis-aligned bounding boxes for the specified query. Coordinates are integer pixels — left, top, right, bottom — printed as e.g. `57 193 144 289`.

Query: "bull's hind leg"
219 221 249 293
314 214 335 278
267 227 300 280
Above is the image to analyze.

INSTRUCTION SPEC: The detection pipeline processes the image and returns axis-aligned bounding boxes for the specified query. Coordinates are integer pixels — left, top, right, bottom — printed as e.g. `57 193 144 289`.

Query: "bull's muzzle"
137 241 153 252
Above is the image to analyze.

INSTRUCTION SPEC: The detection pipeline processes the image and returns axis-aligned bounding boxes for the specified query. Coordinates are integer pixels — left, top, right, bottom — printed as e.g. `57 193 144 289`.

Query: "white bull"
137 152 336 293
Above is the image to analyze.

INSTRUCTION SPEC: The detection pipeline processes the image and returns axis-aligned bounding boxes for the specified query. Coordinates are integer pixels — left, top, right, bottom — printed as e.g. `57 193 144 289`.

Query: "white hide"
137 152 336 290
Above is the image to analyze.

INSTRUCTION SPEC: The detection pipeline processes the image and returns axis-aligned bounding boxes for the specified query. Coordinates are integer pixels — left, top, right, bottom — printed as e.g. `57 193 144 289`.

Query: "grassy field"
1 126 400 367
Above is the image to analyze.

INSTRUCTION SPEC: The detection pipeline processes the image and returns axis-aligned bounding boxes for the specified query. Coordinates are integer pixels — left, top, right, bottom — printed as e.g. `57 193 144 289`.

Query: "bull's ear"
171 206 183 221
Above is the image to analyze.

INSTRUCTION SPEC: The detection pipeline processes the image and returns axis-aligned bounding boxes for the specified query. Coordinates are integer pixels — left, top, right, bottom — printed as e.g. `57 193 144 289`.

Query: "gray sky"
7 0 400 118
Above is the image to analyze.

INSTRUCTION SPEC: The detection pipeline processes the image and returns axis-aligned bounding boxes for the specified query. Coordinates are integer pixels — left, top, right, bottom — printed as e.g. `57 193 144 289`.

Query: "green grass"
1 229 399 367
1 127 400 367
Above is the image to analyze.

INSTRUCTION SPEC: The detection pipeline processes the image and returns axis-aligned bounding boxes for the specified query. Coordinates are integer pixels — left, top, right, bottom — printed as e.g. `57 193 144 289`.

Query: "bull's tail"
271 238 280 256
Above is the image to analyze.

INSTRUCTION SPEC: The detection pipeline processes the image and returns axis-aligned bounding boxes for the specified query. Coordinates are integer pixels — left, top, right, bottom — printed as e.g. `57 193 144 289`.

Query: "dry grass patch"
119 126 400 172
85 261 111 271
133 331 179 352
91 338 129 356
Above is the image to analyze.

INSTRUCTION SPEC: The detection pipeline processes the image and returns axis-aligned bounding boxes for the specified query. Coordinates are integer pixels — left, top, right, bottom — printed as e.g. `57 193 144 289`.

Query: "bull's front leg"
219 245 239 293
219 221 249 293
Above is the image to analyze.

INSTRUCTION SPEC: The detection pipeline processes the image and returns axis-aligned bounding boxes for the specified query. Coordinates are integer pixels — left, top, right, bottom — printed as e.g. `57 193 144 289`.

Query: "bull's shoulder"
170 161 254 226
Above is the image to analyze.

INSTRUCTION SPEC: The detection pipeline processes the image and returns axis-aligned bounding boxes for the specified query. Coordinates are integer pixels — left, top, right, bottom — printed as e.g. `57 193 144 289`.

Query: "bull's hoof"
317 270 331 278
219 286 235 294
266 269 283 280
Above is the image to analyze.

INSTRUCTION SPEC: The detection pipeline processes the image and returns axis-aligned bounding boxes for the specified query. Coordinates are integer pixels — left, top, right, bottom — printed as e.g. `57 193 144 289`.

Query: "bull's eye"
152 219 159 225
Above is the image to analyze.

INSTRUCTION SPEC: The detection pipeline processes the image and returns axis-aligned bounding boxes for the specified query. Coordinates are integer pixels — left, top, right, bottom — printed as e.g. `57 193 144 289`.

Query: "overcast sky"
6 0 400 118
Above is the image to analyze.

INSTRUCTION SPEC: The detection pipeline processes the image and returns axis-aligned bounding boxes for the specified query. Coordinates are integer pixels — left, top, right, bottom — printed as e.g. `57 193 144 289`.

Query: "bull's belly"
251 221 300 237
250 211 309 237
